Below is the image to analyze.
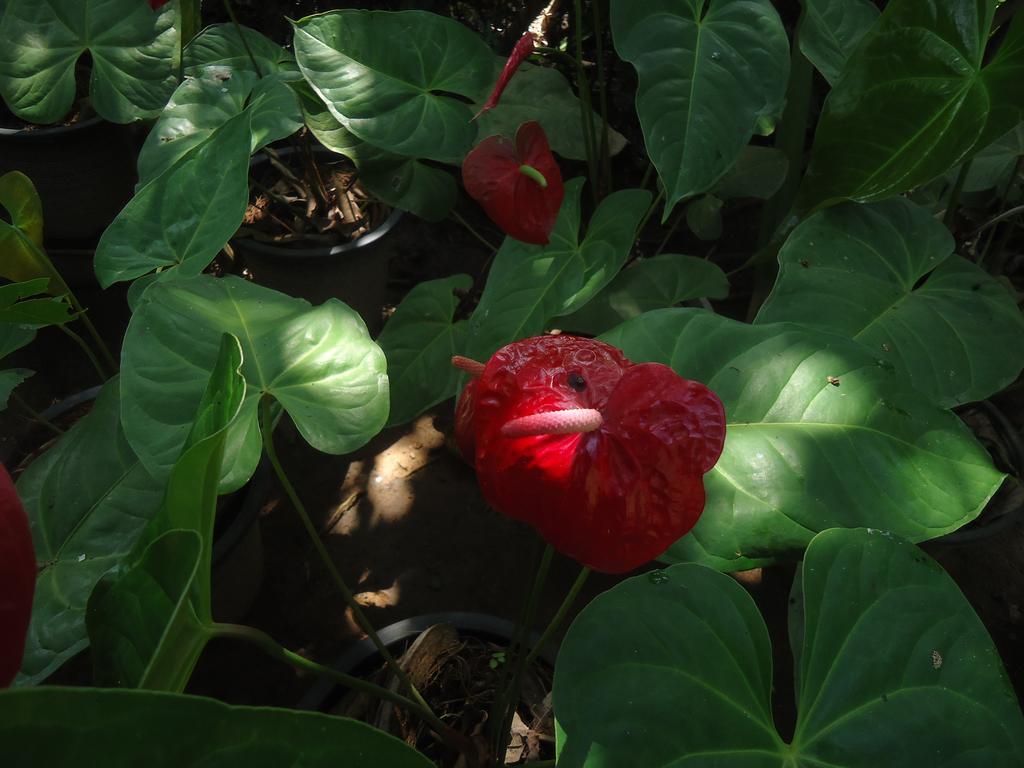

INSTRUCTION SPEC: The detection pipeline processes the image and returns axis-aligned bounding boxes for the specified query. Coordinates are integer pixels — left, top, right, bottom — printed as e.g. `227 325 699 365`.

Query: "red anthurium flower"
454 336 726 574
149 0 171 9
0 464 35 687
472 31 536 121
462 121 564 246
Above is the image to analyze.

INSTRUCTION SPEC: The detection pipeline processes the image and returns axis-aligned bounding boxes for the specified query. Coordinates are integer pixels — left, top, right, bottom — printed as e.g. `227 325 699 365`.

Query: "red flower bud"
149 0 170 9
473 31 536 121
462 121 564 245
455 336 726 573
0 464 35 687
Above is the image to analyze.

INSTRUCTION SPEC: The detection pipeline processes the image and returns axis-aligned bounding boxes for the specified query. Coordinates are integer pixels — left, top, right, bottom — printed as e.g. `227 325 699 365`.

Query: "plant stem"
523 565 589 669
10 392 63 436
573 0 600 204
256 397 436 721
66 298 117 377
211 622 439 725
58 325 109 383
978 155 1023 268
451 209 500 252
590 0 613 194
492 543 555 766
222 0 263 77
943 160 972 229
636 188 666 237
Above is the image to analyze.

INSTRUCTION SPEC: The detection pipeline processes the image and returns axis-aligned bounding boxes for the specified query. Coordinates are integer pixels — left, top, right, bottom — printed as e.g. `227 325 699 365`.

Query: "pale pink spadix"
500 408 604 438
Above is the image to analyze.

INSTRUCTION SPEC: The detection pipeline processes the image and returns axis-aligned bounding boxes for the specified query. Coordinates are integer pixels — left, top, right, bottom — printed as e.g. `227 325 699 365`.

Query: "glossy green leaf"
610 0 789 219
799 1 1024 209
0 369 32 410
94 112 252 287
379 275 472 427
137 66 301 187
558 254 729 336
0 687 435 767
799 0 880 85
712 146 788 200
0 0 178 124
601 309 1004 570
300 87 457 221
960 123 1024 193
0 279 74 326
184 23 298 78
0 172 67 296
467 179 651 360
554 528 1024 767
473 61 627 161
756 198 1024 407
685 194 723 240
15 378 165 685
121 275 388 492
293 10 493 163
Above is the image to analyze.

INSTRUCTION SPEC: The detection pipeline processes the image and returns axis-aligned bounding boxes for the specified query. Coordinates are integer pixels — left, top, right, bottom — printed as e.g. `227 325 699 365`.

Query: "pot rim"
0 113 105 140
297 611 559 711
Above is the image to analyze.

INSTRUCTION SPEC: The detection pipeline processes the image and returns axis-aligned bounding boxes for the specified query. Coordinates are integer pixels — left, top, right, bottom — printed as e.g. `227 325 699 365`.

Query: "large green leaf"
136 66 301 187
293 10 493 163
15 378 165 685
121 275 389 492
184 22 298 78
466 179 651 360
558 254 729 336
553 528 1024 767
378 275 472 427
0 172 68 296
798 0 880 85
88 335 245 691
711 146 788 200
473 61 627 161
0 279 74 326
756 198 1024 407
94 111 252 287
799 1 1024 209
610 0 789 218
0 0 178 124
300 86 457 222
601 309 1004 570
0 687 434 767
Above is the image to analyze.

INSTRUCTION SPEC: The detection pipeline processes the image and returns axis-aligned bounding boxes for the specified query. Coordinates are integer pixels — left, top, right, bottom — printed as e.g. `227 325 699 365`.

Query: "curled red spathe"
0 463 35 687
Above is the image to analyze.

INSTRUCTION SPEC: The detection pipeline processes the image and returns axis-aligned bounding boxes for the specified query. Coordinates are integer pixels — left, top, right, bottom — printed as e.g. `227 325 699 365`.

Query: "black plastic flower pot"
230 147 403 335
0 116 137 245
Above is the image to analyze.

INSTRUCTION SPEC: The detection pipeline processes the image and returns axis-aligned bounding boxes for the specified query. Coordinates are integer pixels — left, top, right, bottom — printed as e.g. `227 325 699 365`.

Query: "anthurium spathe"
472 31 536 120
0 463 34 687
454 336 726 573
462 121 564 245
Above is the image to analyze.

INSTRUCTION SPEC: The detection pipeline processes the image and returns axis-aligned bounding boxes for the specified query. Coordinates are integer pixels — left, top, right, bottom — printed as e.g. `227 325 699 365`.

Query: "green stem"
221 0 262 77
257 398 436 721
523 566 589 669
943 160 972 229
636 188 666 237
451 209 499 252
11 392 63 437
573 0 600 204
640 162 655 191
59 324 109 383
212 622 441 727
978 155 1023 267
492 543 555 766
591 0 613 194
66 297 117 376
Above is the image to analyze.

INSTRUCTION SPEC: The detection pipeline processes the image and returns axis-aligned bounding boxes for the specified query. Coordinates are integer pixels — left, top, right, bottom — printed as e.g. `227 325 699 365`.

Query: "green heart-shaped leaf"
121 275 389 492
799 1 1024 208
610 0 789 219
184 22 298 78
15 378 165 685
0 172 68 296
378 274 472 427
554 528 1024 767
467 179 651 360
601 309 1004 570
558 254 728 336
0 0 178 124
799 0 880 85
94 111 253 287
756 197 1024 407
293 10 493 163
0 687 434 767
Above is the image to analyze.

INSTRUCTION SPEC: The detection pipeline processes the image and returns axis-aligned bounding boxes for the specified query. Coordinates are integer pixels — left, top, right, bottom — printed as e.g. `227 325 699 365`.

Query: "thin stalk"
222 0 263 77
640 162 655 191
212 622 441 727
974 203 1024 236
653 214 684 257
257 398 436 721
452 209 500 252
59 325 109 383
943 160 972 229
636 188 666 238
492 543 555 767
11 392 63 436
977 155 1024 267
573 0 600 204
65 297 117 376
523 566 589 669
590 0 613 193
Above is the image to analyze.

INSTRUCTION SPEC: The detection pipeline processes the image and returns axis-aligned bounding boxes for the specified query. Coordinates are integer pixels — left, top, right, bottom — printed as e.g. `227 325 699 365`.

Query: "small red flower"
473 31 536 121
0 464 35 687
462 121 564 245
149 0 171 9
454 336 726 573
